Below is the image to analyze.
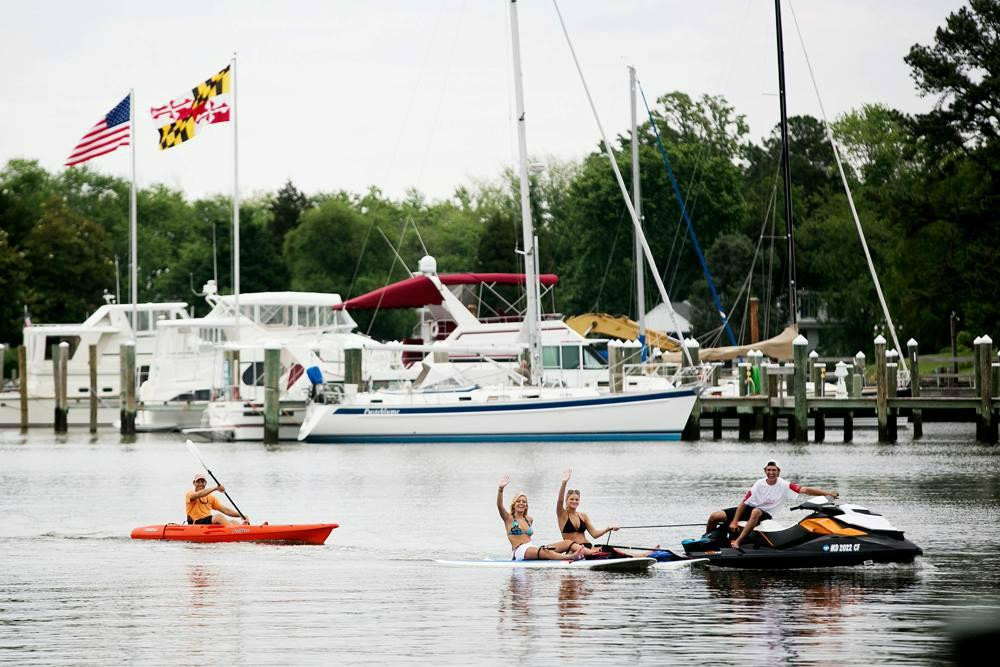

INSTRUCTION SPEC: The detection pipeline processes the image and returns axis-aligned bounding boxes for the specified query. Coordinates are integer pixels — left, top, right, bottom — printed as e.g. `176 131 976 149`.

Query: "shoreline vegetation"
2 2 998 369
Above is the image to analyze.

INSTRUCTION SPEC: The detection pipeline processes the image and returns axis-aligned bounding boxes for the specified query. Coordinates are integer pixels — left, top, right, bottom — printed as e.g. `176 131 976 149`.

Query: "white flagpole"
129 88 138 340
231 53 240 342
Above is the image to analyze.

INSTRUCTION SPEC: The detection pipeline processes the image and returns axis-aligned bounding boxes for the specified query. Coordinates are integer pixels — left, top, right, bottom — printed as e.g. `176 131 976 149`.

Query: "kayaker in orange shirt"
185 473 249 525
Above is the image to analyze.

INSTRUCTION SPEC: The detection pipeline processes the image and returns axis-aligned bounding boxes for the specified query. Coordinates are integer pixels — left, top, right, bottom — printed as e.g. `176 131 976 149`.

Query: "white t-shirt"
743 477 802 514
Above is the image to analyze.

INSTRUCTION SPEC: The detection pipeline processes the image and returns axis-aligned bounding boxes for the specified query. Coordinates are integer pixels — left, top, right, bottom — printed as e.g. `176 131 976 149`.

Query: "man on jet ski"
705 460 839 549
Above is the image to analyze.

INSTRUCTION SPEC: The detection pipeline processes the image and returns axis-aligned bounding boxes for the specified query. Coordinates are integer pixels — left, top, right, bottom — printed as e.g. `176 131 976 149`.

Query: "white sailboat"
297 0 701 444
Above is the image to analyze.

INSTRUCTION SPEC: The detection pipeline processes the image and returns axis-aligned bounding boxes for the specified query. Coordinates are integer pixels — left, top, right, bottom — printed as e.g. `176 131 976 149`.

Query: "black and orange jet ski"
681 497 923 569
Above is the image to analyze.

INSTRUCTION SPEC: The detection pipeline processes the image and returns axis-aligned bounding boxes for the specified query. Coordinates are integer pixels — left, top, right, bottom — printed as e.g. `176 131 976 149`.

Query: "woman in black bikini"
556 469 619 554
498 474 584 561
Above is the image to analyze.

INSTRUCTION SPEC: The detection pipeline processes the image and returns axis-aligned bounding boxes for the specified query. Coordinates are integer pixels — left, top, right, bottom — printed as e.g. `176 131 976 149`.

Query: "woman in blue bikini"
498 474 584 561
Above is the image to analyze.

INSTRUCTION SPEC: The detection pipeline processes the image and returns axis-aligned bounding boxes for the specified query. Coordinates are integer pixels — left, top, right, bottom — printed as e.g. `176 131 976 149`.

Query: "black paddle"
616 523 704 529
186 439 247 522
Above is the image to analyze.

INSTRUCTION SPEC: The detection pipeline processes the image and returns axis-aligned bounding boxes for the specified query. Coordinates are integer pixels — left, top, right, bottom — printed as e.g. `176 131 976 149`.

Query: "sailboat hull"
298 388 698 443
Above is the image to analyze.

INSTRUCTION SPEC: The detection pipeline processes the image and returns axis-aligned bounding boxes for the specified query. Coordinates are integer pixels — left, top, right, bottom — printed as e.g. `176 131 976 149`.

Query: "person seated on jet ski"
498 474 585 561
556 469 620 556
705 460 838 549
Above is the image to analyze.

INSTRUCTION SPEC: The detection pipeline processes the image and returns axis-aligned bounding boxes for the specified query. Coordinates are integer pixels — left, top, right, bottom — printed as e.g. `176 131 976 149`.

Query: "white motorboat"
137 282 417 432
0 298 190 427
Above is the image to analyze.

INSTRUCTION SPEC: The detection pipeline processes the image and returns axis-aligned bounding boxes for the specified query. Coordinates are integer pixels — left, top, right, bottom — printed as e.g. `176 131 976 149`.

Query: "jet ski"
681 497 923 569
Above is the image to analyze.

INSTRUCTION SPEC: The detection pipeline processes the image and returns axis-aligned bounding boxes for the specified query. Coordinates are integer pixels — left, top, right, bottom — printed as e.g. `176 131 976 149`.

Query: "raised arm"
556 469 571 517
188 483 223 500
497 474 511 520
800 485 839 499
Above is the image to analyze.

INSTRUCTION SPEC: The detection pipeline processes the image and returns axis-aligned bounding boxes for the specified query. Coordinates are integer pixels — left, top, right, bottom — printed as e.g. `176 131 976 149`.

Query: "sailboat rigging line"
550 0 691 363
590 214 624 313
787 0 907 370
346 214 377 301
366 221 412 337
639 82 737 346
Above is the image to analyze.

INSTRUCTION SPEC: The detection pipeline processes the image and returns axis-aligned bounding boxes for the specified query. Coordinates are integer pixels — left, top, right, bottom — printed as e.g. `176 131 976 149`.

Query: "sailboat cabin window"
542 346 560 369
560 346 581 370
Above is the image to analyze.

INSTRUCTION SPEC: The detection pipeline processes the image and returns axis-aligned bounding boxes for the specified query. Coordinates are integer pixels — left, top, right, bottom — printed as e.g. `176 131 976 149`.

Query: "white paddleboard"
436 557 656 572
653 558 708 570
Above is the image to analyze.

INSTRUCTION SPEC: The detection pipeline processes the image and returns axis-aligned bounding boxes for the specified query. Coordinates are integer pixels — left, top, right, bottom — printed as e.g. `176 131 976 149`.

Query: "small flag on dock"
65 94 131 166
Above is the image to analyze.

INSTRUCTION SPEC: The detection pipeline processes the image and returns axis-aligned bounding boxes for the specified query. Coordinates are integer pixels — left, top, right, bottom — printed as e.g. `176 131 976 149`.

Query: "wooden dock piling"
763 363 779 441
908 339 922 438
791 335 808 441
263 346 280 444
344 345 363 387
89 344 98 434
875 336 890 443
53 342 68 433
887 352 899 442
681 339 701 440
976 336 996 443
18 345 27 432
607 340 623 394
120 342 136 435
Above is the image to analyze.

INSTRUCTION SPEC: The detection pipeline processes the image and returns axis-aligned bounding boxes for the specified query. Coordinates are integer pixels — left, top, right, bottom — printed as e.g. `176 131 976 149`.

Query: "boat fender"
306 366 324 385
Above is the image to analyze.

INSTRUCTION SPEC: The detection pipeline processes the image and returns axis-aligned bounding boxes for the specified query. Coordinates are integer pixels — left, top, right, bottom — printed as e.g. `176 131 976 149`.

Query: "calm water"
1 424 998 664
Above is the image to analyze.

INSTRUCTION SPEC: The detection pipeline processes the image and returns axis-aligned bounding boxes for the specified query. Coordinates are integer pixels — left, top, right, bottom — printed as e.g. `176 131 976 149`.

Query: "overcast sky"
1 0 964 202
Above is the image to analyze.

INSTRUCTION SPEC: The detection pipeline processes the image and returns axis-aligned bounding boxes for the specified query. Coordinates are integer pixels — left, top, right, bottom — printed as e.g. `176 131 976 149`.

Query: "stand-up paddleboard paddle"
185 439 247 522
616 523 705 529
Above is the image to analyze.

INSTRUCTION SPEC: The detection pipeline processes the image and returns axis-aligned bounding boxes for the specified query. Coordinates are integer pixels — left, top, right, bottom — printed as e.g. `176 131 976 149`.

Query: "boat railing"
621 362 709 389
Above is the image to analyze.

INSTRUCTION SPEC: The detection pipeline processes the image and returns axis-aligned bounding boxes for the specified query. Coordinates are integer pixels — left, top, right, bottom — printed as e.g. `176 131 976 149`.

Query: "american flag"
65 95 131 166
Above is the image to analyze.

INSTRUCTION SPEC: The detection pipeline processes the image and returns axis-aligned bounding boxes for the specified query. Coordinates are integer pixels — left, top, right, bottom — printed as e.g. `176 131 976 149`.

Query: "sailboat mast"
629 66 646 352
508 0 542 385
775 0 798 327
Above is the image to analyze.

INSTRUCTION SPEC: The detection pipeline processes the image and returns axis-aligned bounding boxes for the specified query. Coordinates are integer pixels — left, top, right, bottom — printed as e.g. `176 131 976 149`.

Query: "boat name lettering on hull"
363 408 400 415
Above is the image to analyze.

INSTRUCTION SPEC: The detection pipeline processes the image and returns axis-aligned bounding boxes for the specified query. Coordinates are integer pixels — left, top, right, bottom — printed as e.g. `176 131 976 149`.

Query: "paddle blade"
186 439 207 469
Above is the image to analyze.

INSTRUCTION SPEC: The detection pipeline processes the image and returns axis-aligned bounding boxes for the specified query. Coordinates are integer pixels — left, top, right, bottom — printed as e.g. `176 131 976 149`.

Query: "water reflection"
699 565 920 652
557 574 590 637
187 564 221 612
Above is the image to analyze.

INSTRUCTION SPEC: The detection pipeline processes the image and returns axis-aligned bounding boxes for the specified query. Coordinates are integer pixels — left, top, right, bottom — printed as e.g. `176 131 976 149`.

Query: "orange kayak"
130 523 338 545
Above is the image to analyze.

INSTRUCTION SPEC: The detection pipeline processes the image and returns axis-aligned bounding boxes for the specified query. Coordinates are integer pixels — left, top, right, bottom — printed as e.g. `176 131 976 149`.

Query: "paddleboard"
435 557 655 572
653 558 708 570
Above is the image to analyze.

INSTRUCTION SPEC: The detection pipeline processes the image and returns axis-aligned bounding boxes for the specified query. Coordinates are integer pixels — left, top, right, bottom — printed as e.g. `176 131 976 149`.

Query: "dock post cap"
907 338 918 347
973 335 983 345
683 338 700 348
123 340 136 347
809 350 819 359
855 351 866 360
981 335 993 345
793 334 808 346
624 339 642 348
873 335 887 345
887 349 898 359
607 339 622 348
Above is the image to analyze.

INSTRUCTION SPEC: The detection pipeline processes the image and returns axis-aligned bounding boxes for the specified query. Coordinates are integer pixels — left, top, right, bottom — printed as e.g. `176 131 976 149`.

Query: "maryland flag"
152 65 231 150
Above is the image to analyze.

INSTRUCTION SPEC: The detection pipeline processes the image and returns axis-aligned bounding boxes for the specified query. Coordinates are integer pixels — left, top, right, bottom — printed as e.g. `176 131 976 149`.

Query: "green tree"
21 199 115 324
904 0 1000 164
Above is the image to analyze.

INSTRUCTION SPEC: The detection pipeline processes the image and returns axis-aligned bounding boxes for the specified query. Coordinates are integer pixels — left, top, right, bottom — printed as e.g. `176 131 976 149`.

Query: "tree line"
2 1 997 366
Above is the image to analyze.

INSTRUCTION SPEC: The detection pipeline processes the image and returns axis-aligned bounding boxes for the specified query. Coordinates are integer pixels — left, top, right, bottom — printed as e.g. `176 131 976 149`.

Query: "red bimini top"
333 273 559 311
